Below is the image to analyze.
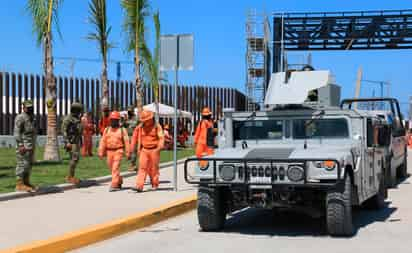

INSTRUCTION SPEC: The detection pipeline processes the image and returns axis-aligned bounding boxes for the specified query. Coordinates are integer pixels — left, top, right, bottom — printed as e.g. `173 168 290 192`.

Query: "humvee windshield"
233 118 349 140
234 120 283 140
293 118 349 139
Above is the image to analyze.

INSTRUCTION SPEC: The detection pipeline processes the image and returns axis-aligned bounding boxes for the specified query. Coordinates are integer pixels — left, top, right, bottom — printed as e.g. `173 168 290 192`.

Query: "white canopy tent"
135 103 193 119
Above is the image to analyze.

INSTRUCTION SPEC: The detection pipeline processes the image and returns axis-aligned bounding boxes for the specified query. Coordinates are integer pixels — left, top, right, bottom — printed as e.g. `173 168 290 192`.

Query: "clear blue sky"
1 1 412 114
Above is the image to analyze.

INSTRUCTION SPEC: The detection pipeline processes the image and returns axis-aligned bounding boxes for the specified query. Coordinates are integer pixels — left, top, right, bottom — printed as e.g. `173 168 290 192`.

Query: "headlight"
287 166 304 182
312 161 336 171
199 160 209 171
220 165 236 181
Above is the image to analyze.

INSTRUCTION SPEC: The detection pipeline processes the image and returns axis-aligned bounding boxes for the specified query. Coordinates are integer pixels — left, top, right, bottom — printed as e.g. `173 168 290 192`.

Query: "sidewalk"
0 163 197 250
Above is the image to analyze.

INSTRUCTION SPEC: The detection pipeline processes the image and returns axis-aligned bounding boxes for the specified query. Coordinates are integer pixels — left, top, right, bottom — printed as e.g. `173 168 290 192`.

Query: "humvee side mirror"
377 126 391 147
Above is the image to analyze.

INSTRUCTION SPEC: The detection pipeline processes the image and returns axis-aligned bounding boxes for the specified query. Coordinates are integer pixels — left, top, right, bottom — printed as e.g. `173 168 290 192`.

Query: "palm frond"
153 10 160 68
120 0 150 52
87 0 113 60
27 0 63 46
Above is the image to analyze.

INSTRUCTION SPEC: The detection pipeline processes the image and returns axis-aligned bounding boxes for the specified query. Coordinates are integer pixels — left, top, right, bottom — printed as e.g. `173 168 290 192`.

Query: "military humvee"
341 98 408 188
185 68 392 236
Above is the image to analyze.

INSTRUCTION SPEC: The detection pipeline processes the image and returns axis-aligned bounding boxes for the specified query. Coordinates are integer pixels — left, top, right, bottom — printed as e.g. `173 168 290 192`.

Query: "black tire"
197 186 226 231
385 157 396 188
326 176 354 237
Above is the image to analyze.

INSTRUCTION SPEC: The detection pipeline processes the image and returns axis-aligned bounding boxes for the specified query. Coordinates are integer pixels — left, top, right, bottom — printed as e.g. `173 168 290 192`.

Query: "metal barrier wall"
0 72 247 135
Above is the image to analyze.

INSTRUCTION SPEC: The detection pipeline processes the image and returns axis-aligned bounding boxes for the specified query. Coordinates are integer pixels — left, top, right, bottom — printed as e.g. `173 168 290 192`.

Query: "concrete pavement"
0 163 196 250
76 154 412 253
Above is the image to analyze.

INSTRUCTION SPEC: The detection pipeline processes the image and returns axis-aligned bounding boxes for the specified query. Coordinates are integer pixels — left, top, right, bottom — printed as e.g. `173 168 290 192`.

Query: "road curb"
0 195 197 253
0 158 188 202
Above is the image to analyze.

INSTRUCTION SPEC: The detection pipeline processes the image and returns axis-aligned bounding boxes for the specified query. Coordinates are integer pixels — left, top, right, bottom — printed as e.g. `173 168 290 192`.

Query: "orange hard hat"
140 110 154 122
110 111 121 120
201 107 212 116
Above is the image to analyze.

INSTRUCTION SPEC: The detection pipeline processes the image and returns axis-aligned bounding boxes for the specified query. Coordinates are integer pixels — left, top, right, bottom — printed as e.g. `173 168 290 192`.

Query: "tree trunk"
43 32 60 161
154 83 160 123
135 34 143 113
101 60 109 111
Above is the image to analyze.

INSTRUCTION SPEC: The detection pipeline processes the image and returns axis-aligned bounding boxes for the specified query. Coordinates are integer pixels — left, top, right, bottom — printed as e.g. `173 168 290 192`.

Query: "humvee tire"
197 186 226 231
398 148 408 179
385 156 396 188
326 176 354 237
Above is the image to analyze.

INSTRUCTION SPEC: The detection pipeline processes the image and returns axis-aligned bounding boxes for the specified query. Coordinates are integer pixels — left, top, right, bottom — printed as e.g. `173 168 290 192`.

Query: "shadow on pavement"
220 202 397 237
78 180 98 188
36 185 64 194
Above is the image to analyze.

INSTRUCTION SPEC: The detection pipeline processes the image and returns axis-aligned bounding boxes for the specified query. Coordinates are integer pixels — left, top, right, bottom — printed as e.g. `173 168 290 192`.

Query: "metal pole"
173 36 179 192
280 13 284 72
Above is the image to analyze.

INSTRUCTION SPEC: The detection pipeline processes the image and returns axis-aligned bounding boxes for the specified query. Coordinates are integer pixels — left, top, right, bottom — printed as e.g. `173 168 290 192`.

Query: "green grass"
0 147 194 193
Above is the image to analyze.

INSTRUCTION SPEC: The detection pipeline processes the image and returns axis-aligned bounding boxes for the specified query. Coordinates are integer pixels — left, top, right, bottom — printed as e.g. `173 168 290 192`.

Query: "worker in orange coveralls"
194 107 215 167
177 124 189 148
98 111 130 192
99 106 111 136
163 124 173 150
408 129 412 148
130 110 164 192
81 112 95 157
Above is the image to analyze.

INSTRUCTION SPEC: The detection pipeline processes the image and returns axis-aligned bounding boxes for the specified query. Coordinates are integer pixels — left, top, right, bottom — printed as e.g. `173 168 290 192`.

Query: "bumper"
184 157 342 190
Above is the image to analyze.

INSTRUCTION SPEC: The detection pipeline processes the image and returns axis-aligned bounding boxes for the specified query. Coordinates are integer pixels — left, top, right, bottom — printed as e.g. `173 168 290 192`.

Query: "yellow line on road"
0 195 197 253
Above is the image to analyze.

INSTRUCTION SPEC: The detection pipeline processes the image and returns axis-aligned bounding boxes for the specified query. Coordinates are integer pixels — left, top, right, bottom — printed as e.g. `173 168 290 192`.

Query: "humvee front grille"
184 158 342 189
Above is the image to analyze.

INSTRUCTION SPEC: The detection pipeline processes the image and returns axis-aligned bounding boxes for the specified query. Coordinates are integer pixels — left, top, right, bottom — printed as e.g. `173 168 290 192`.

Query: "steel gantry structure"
273 9 412 73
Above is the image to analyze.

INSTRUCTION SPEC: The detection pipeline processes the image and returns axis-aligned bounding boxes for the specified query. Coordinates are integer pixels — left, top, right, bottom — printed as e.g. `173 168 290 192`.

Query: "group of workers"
14 99 217 193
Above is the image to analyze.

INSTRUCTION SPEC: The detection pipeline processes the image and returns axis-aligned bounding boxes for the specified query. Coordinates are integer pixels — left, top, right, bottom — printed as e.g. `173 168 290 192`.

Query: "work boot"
132 187 143 193
128 164 137 172
109 187 121 192
66 176 81 185
15 179 35 192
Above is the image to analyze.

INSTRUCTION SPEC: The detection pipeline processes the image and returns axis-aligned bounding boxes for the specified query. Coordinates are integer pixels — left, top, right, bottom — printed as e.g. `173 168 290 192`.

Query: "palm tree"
27 0 63 161
87 0 113 111
120 0 150 112
141 11 161 122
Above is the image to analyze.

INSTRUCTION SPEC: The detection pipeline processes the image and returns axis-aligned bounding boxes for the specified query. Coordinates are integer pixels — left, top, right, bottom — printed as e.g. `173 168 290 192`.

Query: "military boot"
66 176 81 185
23 175 37 191
66 165 81 185
15 178 35 192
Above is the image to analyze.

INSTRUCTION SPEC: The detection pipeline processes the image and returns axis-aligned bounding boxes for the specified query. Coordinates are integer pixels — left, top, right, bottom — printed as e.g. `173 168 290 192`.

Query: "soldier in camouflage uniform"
124 106 138 171
14 100 37 192
62 102 83 184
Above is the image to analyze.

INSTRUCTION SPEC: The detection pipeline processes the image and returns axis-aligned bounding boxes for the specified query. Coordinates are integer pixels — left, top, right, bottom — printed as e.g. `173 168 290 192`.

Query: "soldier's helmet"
71 102 83 113
22 100 33 108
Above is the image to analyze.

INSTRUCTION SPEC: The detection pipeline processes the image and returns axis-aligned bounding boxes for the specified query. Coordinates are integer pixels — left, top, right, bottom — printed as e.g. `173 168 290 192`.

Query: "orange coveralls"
99 116 111 136
131 123 164 190
98 127 130 188
194 119 214 158
164 129 173 150
408 134 412 148
81 116 95 156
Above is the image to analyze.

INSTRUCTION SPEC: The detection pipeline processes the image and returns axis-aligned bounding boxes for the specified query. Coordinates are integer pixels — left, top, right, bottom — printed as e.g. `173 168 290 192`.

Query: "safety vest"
103 127 128 150
136 123 164 150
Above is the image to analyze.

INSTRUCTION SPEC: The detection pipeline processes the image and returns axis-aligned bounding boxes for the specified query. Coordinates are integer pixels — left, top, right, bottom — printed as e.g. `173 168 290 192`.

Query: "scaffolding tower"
246 10 271 111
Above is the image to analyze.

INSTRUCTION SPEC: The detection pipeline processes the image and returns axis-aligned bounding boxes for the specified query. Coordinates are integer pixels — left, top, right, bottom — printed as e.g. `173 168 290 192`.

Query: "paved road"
0 163 196 250
77 153 412 253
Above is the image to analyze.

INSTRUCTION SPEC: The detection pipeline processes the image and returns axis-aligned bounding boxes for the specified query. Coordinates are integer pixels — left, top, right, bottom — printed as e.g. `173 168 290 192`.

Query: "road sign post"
160 34 194 192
